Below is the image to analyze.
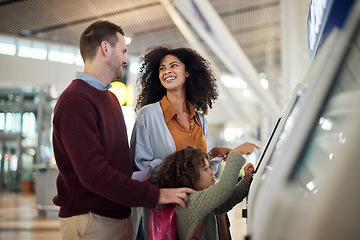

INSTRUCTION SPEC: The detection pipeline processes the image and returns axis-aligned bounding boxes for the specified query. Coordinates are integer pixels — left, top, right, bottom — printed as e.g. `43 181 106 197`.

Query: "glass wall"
0 88 55 191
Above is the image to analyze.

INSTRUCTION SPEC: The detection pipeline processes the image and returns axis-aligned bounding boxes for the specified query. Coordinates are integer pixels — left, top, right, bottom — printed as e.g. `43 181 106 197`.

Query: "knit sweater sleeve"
213 178 251 215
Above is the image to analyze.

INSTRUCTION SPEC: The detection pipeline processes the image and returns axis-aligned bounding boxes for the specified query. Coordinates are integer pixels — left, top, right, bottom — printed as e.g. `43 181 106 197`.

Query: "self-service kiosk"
246 16 342 239
247 1 360 239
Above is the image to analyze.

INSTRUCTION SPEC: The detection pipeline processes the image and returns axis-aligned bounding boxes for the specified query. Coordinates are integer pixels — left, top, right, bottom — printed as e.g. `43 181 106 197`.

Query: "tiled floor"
0 192 247 240
0 192 61 240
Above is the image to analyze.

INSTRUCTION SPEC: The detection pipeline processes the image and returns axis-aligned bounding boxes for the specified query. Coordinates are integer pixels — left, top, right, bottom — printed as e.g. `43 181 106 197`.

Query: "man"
52 20 194 240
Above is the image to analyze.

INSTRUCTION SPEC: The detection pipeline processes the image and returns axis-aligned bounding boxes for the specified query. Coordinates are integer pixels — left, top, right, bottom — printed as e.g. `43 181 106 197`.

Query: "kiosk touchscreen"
250 1 360 239
254 116 281 175
254 82 301 176
245 83 302 234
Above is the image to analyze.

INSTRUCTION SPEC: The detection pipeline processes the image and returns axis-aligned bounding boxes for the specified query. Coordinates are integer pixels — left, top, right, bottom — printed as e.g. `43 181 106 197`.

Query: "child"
158 142 258 240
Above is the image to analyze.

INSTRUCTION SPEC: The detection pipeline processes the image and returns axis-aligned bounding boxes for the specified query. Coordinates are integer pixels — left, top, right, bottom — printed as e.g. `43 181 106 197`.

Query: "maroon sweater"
52 79 159 219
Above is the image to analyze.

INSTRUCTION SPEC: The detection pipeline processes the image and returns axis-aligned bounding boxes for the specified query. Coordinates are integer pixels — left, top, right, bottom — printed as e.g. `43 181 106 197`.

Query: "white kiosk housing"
247 0 360 239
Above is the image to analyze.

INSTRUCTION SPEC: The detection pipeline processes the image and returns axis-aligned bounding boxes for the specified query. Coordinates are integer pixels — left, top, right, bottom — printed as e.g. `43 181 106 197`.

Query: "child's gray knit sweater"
175 152 250 240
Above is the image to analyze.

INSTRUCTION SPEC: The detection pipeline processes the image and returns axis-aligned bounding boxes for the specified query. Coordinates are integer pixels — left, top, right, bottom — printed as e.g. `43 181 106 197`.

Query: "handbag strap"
192 220 204 239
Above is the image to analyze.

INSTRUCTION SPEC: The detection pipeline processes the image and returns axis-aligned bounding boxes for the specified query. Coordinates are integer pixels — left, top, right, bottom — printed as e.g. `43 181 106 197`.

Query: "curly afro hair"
135 46 219 114
158 146 210 189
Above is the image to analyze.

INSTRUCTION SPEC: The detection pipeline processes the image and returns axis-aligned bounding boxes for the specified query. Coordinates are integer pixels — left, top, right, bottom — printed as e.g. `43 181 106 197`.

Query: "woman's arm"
130 117 163 171
130 103 177 183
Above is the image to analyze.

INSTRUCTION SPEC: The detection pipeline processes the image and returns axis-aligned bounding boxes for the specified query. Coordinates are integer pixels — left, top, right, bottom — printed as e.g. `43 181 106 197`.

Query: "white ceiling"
0 0 281 72
0 0 310 128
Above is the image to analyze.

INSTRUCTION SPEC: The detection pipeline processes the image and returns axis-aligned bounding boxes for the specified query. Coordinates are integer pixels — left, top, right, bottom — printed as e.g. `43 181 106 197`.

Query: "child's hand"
232 142 259 155
244 163 255 182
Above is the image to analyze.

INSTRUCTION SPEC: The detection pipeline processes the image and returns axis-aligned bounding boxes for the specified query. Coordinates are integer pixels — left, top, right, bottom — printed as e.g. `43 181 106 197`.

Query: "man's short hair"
79 20 124 62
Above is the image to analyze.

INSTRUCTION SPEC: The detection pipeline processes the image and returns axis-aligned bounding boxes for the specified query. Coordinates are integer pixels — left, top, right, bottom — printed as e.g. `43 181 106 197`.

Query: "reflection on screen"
289 27 360 195
260 93 303 177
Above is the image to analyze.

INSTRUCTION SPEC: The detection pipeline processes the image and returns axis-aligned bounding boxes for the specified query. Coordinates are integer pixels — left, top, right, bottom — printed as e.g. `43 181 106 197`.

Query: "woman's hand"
232 142 259 155
211 146 232 160
244 163 255 182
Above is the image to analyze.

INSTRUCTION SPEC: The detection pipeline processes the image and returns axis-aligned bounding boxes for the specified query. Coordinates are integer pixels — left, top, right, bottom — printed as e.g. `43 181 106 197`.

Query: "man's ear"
100 41 109 57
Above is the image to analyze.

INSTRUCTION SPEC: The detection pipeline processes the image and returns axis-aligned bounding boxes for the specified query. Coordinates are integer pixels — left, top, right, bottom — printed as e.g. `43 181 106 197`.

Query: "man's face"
107 32 128 80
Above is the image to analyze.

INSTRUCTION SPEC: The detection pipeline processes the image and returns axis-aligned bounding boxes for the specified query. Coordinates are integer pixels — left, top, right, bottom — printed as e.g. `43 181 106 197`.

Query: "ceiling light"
259 72 269 89
125 37 132 45
221 74 247 89
260 78 269 89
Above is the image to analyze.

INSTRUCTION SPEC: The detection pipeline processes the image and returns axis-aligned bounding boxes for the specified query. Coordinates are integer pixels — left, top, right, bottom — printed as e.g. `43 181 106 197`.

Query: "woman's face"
194 160 215 191
159 54 189 92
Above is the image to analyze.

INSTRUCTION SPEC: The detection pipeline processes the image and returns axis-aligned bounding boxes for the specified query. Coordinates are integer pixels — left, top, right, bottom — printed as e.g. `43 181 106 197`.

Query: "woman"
130 46 232 239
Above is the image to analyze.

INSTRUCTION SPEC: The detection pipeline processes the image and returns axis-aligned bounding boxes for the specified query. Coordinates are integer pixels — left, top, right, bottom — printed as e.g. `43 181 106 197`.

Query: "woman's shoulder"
136 102 164 125
137 102 162 116
139 102 161 112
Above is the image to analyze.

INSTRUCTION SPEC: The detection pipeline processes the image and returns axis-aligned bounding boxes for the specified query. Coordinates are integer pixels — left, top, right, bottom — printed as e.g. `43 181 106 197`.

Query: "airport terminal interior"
1 0 360 239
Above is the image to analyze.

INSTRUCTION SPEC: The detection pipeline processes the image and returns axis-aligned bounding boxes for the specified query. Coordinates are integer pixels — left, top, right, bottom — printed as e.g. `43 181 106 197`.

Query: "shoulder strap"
192 220 204 239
